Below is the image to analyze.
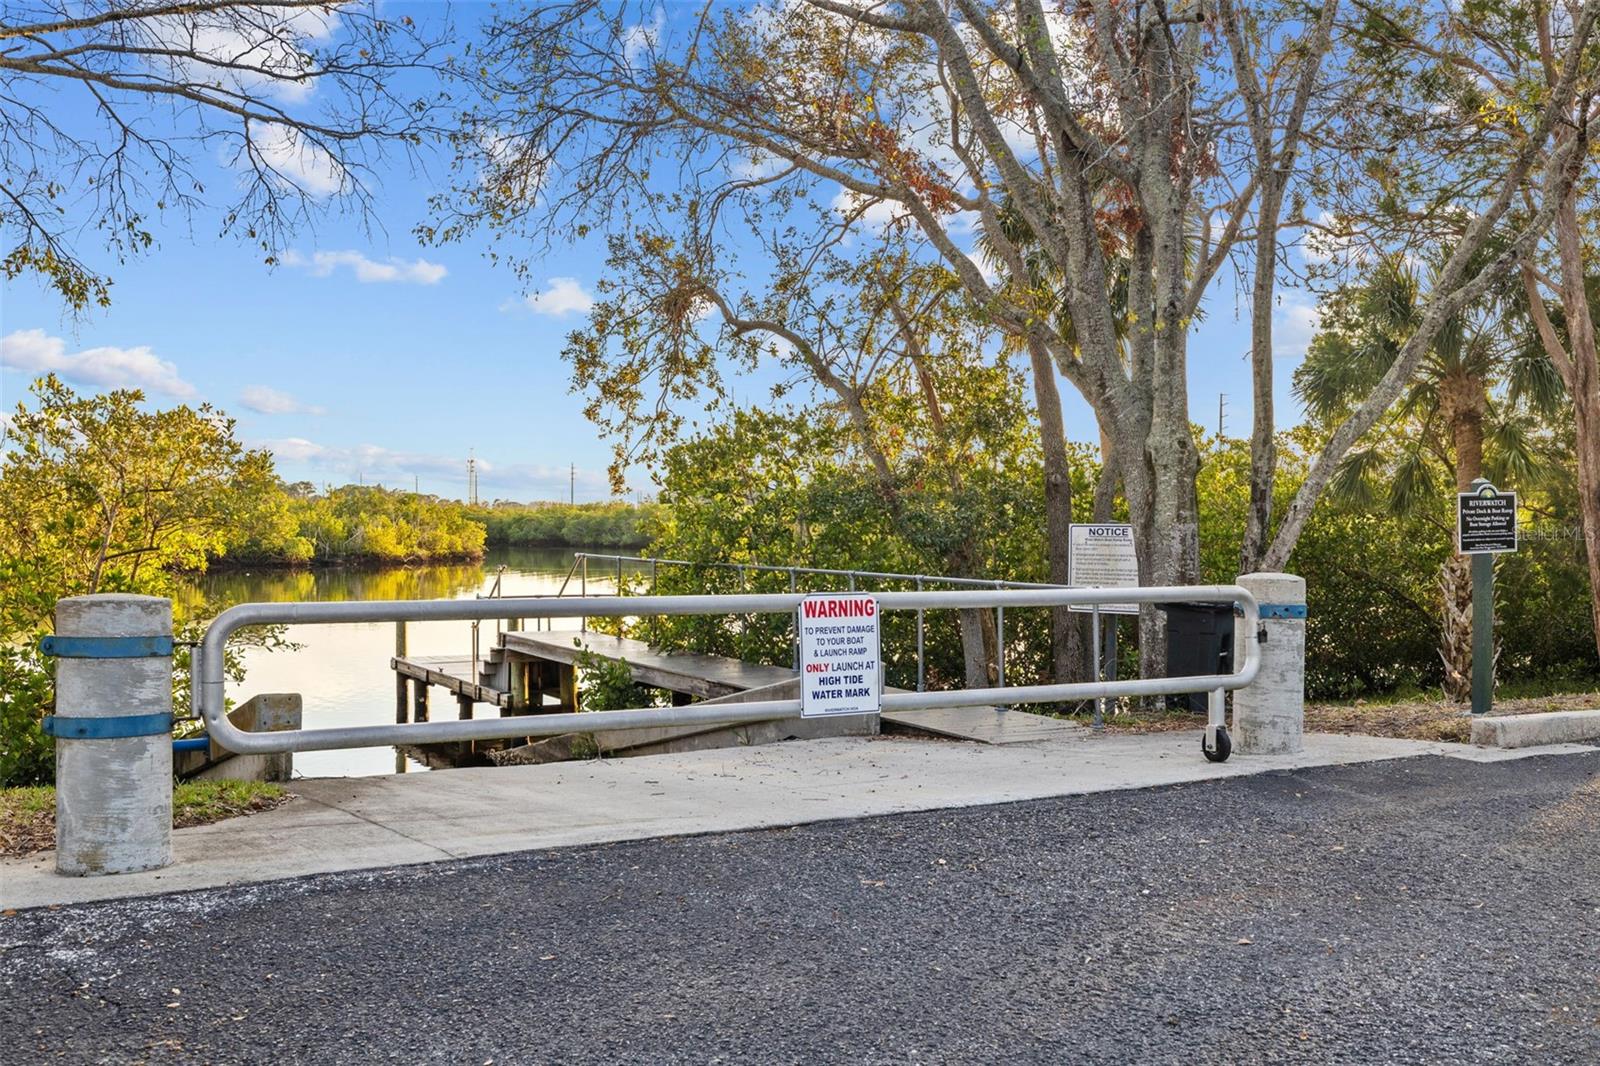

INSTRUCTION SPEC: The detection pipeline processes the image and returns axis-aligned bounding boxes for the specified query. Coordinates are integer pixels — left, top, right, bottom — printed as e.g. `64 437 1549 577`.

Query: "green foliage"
473 501 656 549
606 402 1101 692
228 485 487 566
573 640 653 712
0 374 278 633
0 647 53 789
1203 428 1597 698
633 413 1598 703
0 375 286 785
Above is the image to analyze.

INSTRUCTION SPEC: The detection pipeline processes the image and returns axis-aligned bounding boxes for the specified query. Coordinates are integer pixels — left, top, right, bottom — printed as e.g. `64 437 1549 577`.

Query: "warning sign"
798 593 882 718
1068 523 1140 615
1457 484 1518 554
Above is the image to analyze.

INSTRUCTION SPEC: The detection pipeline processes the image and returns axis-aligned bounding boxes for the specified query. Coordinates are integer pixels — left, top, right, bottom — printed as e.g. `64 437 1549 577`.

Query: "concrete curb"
1471 708 1600 748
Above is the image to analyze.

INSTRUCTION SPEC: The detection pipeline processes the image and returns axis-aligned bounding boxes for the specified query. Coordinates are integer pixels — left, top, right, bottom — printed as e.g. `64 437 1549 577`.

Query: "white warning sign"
1068 523 1141 615
798 593 882 718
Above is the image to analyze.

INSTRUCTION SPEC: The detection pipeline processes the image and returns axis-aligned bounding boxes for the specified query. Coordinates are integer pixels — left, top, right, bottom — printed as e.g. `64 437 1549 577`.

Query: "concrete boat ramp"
4 727 1593 911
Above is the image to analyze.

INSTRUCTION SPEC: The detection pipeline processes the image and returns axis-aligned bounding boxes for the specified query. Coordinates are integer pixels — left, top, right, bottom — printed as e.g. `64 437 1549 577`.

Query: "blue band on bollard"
1259 603 1308 620
39 635 174 658
42 713 173 739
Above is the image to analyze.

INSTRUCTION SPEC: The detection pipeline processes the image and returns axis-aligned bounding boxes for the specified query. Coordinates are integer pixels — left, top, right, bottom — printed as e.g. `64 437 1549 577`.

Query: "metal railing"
468 564 507 676
563 552 1098 692
197 585 1259 758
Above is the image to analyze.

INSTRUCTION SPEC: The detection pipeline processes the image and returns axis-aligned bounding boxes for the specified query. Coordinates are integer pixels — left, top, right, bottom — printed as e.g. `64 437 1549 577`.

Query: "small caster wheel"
1202 725 1232 763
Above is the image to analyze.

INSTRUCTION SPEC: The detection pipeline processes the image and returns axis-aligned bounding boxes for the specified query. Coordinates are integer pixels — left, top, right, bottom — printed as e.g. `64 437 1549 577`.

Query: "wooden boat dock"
390 626 1084 762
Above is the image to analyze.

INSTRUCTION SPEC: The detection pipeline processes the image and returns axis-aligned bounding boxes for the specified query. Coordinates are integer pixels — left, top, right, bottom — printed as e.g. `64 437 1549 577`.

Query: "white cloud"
0 329 196 398
1301 211 1370 269
151 5 339 103
259 437 462 478
515 277 595 317
281 249 447 285
830 187 906 233
1273 290 1321 362
238 384 326 416
249 125 346 197
729 150 790 181
623 8 666 64
259 436 608 496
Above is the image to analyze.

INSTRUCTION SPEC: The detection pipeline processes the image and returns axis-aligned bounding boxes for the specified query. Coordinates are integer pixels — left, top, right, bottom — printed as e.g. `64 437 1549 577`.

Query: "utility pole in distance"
1218 393 1227 440
570 462 575 505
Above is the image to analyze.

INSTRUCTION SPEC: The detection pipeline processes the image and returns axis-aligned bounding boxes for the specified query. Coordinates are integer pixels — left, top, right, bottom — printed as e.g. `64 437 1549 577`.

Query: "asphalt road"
3 751 1599 1065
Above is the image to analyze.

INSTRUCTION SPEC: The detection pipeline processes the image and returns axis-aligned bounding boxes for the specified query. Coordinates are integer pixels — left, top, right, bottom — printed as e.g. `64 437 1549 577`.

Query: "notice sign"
798 593 882 718
1068 523 1140 615
1457 484 1518 554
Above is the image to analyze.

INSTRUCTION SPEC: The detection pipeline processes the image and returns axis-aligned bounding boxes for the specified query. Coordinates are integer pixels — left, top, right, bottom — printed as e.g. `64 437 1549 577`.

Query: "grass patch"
1057 688 1600 743
0 780 290 858
173 780 291 828
1055 700 1205 735
1307 689 1600 743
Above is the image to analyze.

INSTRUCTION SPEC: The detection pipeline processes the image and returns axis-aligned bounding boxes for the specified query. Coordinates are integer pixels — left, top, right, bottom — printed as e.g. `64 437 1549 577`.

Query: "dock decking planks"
391 656 513 709
500 630 798 700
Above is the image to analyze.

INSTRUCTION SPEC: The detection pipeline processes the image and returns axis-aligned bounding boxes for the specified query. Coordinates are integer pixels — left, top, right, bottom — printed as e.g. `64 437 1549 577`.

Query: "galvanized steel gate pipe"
197 586 1261 756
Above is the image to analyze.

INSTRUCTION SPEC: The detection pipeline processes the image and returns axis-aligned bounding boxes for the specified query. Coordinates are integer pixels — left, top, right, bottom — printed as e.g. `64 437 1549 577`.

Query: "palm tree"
1296 254 1565 700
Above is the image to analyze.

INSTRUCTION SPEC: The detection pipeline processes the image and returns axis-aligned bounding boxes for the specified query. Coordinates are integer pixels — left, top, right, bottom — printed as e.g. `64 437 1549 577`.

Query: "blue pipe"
172 737 210 753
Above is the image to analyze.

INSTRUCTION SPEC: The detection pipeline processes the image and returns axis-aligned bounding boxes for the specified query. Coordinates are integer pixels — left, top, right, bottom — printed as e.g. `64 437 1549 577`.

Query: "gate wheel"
1202 725 1232 763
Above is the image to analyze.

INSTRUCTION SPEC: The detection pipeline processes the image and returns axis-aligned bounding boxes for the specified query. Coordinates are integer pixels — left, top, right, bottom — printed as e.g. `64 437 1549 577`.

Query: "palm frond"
1505 338 1567 416
1388 446 1439 517
1327 447 1383 508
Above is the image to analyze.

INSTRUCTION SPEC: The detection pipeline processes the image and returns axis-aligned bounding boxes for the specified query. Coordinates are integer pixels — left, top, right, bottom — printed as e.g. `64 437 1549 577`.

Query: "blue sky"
0 3 1319 504
0 144 628 502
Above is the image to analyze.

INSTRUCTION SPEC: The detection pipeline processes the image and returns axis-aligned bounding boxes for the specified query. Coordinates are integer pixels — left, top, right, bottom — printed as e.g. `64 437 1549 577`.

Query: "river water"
190 547 624 778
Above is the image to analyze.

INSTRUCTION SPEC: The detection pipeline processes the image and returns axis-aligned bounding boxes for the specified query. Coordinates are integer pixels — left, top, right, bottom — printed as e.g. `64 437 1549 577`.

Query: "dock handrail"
468 565 508 676
198 585 1259 757
567 552 1088 692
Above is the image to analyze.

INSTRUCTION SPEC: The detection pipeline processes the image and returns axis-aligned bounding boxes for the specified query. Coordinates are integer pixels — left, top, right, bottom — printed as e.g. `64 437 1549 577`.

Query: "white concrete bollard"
49 595 174 876
1232 572 1305 756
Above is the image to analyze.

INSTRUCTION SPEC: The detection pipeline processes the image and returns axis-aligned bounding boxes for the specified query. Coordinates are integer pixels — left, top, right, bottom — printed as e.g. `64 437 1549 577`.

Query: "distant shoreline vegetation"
214 488 654 569
470 500 657 551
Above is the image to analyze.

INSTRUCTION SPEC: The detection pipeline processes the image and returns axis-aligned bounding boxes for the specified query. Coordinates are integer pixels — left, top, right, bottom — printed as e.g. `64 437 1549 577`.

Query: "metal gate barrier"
197 585 1260 761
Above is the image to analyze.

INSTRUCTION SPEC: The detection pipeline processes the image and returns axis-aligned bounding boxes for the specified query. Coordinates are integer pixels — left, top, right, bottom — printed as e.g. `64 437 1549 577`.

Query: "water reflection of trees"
193 562 490 605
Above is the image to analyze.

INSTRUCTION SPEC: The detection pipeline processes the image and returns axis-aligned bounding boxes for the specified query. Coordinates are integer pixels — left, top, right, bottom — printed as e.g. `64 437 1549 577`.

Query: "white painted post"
52 594 173 876
1232 572 1305 756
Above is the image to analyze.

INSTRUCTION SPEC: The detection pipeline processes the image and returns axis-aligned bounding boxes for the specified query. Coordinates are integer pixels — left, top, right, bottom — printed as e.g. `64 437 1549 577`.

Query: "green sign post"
1456 479 1518 715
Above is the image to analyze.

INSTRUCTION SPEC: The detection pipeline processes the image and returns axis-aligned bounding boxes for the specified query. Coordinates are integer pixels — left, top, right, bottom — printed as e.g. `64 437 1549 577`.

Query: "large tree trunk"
1522 188 1600 665
1573 395 1600 662
1553 202 1600 664
1027 338 1081 684
1238 218 1279 574
1091 427 1119 523
1223 0 1339 576
958 607 998 688
1438 555 1473 700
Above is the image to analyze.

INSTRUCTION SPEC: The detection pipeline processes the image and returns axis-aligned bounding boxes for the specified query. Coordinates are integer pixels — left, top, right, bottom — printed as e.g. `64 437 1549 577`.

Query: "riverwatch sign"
1068 523 1140 614
1456 483 1518 554
798 593 882 718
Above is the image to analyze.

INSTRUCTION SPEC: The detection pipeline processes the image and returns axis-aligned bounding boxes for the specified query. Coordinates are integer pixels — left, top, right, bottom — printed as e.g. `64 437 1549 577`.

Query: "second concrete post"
1231 572 1305 756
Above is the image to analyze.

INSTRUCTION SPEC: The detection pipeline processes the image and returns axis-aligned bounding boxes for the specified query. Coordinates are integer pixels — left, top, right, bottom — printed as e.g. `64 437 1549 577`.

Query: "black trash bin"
1158 602 1234 713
